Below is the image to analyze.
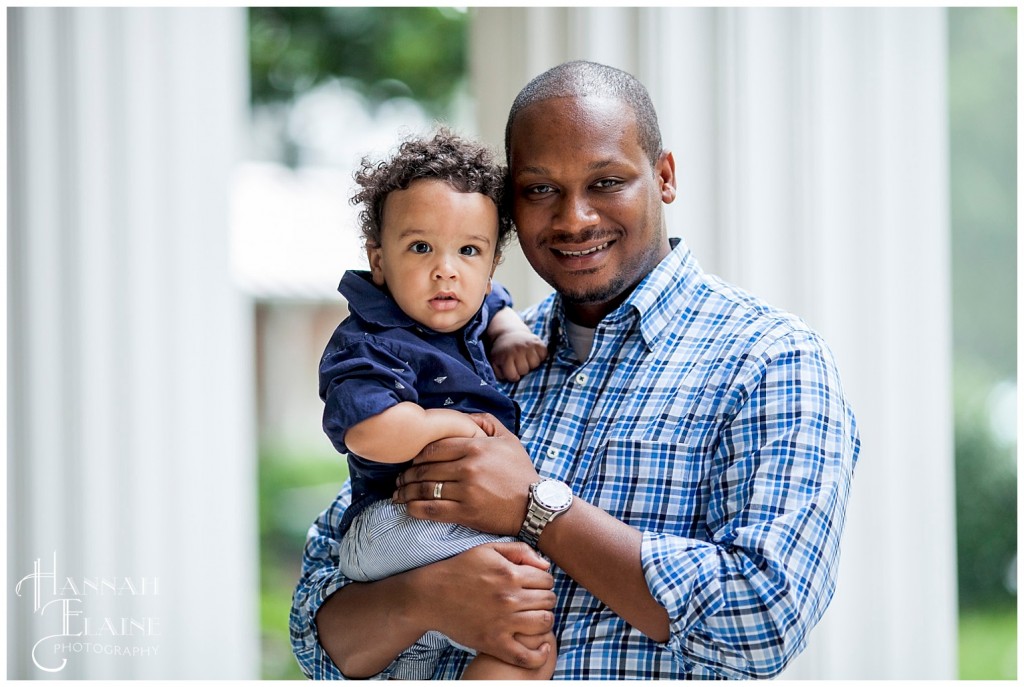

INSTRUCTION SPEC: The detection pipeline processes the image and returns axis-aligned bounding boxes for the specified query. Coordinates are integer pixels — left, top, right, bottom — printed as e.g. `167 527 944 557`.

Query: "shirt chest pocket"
583 439 707 537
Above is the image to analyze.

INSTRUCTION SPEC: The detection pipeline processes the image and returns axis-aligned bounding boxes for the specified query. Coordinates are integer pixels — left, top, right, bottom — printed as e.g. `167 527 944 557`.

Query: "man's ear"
486 254 501 295
657 151 677 205
367 242 385 286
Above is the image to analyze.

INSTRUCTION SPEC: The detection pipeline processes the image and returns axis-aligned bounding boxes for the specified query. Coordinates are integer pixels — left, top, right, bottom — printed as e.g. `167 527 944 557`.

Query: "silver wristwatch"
519 479 573 548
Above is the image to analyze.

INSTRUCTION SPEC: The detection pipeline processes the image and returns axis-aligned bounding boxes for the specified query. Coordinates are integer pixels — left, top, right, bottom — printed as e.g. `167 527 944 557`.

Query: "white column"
8 8 258 679
471 7 956 679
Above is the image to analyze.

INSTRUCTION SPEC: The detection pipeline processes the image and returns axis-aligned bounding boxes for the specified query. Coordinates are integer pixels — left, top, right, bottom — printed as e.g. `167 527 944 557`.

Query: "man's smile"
554 241 612 257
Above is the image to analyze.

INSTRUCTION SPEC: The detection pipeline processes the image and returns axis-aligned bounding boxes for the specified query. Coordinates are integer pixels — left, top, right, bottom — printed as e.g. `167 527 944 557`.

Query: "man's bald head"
504 60 664 167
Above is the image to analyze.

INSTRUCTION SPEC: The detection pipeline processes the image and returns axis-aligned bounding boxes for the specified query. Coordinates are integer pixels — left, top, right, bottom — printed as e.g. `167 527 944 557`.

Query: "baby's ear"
367 242 386 286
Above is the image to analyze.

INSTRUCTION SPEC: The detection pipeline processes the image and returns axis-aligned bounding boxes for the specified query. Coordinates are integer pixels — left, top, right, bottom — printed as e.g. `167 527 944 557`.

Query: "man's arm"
392 418 669 641
290 482 558 679
316 544 557 678
394 331 859 678
636 333 860 677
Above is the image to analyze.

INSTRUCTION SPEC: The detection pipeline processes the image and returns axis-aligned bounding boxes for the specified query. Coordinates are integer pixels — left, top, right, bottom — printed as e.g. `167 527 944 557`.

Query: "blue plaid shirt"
290 238 860 679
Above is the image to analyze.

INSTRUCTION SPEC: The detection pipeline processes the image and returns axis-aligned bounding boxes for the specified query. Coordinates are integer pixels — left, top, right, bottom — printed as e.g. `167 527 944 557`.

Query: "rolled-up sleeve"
290 481 393 680
641 329 859 678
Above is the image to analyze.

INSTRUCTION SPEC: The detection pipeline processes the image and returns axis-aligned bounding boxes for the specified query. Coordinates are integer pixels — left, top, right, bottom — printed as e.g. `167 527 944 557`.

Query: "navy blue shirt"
320 270 520 534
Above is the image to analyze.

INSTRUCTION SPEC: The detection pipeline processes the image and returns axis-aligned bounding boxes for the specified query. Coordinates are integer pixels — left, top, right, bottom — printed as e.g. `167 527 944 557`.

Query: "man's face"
509 96 676 327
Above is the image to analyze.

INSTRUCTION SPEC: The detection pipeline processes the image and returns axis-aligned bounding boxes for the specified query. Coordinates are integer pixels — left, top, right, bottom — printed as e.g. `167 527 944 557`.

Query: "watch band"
519 506 550 548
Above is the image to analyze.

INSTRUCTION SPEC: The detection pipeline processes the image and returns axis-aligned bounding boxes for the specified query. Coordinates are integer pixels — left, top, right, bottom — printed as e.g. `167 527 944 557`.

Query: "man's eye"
410 242 431 254
459 245 481 257
593 178 622 190
526 184 555 196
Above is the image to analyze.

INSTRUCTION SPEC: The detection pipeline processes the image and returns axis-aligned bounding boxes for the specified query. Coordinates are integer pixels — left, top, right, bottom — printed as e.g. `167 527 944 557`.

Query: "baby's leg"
340 500 516 580
460 632 557 680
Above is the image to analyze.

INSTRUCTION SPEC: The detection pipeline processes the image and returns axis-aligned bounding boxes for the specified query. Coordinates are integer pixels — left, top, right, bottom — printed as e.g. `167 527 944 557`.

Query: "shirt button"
574 373 588 385
546 447 558 458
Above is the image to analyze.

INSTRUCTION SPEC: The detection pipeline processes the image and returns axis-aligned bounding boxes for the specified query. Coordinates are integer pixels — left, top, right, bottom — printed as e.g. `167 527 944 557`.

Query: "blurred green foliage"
249 7 467 117
259 448 349 679
948 6 1017 610
958 606 1018 679
949 8 1017 678
952 365 1017 607
949 7 1017 377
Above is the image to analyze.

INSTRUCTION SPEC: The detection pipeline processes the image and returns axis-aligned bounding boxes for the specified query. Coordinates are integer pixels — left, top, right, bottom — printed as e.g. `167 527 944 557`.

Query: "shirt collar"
337 270 413 328
337 270 486 336
618 236 701 350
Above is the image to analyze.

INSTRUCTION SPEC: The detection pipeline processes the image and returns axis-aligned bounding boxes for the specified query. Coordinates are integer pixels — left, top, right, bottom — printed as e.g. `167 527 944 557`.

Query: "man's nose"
552 191 599 232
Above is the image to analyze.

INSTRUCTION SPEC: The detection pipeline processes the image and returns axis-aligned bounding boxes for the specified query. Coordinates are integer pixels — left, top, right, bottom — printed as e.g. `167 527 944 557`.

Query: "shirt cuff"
641 531 724 654
290 521 392 680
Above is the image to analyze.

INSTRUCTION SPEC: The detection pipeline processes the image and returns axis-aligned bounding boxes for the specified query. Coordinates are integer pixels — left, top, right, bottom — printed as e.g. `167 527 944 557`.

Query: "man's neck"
565 302 617 329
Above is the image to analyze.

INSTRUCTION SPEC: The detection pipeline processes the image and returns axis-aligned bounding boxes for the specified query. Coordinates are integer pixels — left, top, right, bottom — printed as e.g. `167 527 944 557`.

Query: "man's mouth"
554 241 612 257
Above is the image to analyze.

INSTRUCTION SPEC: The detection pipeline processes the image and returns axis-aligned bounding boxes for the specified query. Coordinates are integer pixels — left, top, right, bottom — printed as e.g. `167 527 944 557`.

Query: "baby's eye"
410 242 431 254
459 245 481 257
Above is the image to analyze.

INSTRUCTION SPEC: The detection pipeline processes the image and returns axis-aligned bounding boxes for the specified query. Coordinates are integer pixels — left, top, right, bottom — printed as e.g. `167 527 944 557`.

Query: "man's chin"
554 277 630 308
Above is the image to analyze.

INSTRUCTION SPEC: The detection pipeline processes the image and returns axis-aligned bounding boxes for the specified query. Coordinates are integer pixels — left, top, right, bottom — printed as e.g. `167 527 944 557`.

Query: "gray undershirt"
564 319 596 362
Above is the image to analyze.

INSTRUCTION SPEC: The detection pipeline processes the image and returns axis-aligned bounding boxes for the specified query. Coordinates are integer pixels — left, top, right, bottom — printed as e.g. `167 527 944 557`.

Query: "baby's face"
368 179 500 333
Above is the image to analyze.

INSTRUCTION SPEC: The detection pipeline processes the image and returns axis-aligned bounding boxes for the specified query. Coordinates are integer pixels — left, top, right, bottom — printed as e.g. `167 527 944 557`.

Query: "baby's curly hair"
351 129 514 254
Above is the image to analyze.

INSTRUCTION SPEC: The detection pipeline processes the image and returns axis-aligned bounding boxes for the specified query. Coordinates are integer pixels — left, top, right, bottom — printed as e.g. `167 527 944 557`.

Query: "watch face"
535 480 573 511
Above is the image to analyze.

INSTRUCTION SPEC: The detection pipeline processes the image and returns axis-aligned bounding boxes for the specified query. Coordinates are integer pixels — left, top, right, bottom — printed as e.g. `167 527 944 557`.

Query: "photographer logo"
14 552 161 673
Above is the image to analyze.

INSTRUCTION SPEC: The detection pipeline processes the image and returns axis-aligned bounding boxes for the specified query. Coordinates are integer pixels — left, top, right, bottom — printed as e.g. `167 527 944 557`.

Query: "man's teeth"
558 241 610 257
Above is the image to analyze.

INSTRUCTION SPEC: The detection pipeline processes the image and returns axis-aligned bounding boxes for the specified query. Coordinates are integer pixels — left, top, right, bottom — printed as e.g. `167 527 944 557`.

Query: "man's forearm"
540 499 670 642
315 570 427 678
394 426 669 642
314 543 557 678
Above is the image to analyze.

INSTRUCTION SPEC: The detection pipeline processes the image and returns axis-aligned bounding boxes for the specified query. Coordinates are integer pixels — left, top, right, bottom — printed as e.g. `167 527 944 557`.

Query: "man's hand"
393 413 541 535
489 328 547 382
410 541 557 668
317 540 556 678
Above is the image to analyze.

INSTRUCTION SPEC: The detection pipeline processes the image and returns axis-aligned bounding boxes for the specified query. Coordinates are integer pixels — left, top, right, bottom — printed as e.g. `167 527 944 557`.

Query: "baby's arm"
487 307 547 382
344 401 485 463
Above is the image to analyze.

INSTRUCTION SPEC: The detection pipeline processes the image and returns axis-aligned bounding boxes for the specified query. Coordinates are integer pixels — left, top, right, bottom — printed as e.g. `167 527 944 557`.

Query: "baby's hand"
489 330 547 382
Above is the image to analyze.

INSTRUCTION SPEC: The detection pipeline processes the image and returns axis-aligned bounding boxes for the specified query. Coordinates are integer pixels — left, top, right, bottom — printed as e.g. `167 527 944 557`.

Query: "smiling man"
506 93 675 327
291 60 860 680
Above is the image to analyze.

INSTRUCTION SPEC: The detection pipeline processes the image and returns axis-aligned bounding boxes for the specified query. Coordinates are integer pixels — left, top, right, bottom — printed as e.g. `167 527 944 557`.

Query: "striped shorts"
338 499 516 679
